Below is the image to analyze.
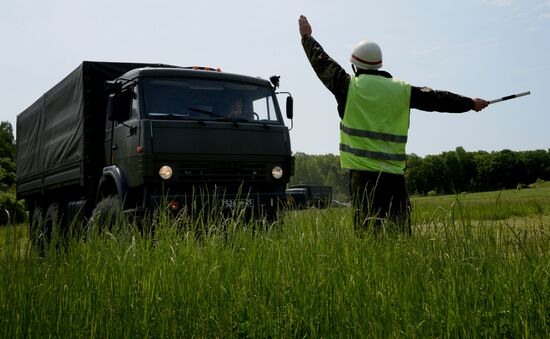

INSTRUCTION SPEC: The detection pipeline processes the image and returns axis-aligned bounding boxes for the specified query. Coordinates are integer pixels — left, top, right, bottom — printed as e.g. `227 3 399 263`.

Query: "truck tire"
265 208 278 224
29 205 45 253
44 203 67 245
88 194 124 234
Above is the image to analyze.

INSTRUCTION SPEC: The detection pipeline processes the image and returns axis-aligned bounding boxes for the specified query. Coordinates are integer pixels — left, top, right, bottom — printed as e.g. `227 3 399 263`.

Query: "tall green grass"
1 188 549 337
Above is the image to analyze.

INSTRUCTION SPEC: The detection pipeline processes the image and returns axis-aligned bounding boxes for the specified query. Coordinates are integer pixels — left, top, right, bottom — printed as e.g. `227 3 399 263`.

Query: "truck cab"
100 67 294 220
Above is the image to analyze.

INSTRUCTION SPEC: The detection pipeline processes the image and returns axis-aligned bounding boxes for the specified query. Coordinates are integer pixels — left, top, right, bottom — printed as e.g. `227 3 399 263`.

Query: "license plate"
220 198 254 209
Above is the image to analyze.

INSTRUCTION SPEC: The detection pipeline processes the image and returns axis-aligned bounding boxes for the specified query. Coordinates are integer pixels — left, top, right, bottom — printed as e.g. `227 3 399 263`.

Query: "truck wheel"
265 209 278 223
88 194 124 234
29 205 46 253
44 203 67 245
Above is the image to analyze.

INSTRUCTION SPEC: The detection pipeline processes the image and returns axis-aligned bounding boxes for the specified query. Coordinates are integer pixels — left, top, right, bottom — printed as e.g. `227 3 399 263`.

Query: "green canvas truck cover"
16 61 171 196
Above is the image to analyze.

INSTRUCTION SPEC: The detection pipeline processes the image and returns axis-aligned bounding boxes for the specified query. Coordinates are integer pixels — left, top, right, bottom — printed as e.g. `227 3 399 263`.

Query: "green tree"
408 155 449 195
0 121 25 224
405 153 422 195
454 146 477 192
0 157 16 191
475 150 527 190
440 147 477 193
0 121 15 160
442 150 461 193
0 121 16 190
518 150 550 183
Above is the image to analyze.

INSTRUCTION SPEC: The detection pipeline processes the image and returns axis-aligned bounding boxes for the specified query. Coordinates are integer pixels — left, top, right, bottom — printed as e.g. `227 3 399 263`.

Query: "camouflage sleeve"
301 36 350 118
410 86 475 113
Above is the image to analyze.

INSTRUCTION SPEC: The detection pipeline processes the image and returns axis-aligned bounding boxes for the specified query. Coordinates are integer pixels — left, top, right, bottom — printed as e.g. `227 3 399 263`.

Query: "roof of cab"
121 67 272 87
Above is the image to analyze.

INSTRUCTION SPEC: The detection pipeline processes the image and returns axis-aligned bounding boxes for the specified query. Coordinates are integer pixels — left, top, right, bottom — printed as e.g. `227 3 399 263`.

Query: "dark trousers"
350 170 411 234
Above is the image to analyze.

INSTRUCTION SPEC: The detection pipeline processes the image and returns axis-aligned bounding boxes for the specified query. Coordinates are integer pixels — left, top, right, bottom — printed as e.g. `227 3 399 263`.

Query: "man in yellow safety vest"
298 15 489 234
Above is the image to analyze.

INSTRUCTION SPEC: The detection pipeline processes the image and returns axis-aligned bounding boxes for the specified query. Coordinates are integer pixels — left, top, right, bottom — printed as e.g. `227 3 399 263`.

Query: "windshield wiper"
187 107 224 119
214 116 248 127
186 107 274 128
148 112 206 125
187 107 246 127
258 121 271 130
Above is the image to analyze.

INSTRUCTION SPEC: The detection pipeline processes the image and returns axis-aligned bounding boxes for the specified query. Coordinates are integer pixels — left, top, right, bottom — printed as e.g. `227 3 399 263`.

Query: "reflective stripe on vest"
340 75 411 175
340 123 408 143
339 144 406 161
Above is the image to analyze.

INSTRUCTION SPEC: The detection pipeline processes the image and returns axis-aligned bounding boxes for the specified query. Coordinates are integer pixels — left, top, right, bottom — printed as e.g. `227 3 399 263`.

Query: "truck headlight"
159 165 173 180
271 166 283 179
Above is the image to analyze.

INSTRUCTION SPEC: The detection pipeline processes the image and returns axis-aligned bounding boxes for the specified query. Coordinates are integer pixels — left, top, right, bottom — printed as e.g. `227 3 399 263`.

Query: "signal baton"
488 91 530 104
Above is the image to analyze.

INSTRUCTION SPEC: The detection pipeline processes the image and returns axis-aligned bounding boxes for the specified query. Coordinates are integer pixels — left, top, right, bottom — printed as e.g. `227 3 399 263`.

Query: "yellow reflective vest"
340 75 412 175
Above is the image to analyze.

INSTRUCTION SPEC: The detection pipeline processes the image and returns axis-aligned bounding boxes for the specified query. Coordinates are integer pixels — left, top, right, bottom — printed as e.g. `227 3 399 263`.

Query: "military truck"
285 185 332 209
16 61 294 243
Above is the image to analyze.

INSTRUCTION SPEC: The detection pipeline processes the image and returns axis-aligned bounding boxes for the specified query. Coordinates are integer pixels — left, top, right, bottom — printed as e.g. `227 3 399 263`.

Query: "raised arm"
299 15 350 117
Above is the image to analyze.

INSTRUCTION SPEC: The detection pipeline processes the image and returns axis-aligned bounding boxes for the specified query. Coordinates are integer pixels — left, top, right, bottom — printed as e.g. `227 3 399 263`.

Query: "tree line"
406 147 550 195
289 147 550 200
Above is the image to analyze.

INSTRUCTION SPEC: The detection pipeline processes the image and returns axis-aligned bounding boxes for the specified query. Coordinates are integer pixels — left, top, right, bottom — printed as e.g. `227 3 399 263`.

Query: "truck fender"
98 166 128 202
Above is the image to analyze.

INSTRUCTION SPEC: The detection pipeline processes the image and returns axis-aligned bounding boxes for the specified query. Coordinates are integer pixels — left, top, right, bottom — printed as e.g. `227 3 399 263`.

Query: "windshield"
143 77 282 123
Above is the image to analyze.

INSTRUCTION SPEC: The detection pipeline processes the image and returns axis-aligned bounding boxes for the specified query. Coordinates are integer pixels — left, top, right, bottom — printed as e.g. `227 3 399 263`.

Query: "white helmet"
350 40 383 70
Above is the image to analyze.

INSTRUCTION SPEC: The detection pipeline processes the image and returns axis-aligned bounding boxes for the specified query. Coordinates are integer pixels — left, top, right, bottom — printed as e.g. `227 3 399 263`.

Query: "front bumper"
149 190 289 217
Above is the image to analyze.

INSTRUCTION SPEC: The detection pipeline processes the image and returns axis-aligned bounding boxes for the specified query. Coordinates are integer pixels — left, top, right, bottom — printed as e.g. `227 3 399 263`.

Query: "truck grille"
177 161 267 182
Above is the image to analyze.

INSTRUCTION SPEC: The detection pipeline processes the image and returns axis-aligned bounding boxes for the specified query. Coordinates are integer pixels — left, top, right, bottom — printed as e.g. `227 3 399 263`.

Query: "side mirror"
107 94 120 122
286 96 293 120
107 91 131 122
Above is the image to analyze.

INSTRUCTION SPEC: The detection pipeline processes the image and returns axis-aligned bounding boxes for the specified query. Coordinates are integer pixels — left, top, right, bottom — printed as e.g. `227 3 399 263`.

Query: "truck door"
110 85 142 187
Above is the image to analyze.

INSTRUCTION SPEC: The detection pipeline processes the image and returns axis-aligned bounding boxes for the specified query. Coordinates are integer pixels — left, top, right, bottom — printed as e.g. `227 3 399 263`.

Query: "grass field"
1 185 549 337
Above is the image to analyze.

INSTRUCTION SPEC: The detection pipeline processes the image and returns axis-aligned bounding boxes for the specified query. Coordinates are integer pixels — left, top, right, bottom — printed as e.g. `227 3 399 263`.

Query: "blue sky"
1 0 548 156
